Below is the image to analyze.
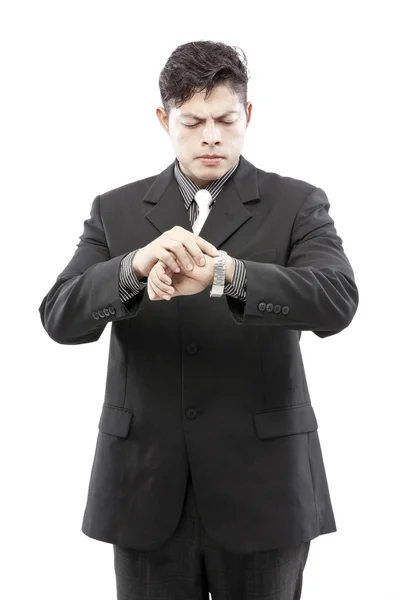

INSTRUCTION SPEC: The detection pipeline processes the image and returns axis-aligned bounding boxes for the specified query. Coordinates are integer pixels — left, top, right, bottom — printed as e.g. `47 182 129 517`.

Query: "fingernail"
187 263 193 270
175 267 180 273
200 257 205 266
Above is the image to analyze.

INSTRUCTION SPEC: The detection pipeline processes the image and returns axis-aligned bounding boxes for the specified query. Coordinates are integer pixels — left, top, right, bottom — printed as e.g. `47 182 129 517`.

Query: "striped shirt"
118 158 247 304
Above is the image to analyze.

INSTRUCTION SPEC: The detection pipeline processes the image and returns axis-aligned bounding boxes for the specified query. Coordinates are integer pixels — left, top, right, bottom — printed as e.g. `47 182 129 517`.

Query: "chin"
193 166 222 180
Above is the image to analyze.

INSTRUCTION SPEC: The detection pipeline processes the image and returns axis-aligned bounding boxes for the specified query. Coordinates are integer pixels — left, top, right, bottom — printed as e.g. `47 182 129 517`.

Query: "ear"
156 107 169 132
245 102 253 126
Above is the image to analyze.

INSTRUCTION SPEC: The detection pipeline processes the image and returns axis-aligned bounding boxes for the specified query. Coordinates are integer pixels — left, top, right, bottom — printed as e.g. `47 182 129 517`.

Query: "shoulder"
95 171 159 218
100 172 158 201
253 164 330 216
255 165 318 200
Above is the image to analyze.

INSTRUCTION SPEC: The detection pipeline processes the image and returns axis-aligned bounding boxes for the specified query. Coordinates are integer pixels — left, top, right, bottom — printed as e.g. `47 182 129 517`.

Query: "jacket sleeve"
223 258 247 301
225 186 359 337
38 195 146 345
119 249 148 303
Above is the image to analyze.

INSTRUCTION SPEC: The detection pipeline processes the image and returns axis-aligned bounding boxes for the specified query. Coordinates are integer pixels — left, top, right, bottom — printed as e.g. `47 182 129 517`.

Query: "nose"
200 121 222 146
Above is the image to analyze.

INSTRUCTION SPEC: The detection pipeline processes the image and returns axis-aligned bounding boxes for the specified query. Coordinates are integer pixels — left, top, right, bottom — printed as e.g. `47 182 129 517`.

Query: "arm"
225 186 359 337
39 195 146 345
223 258 247 302
119 249 148 303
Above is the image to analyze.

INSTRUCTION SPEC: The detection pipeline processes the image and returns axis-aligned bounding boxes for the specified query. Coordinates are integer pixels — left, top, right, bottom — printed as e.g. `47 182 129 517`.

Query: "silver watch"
210 250 227 298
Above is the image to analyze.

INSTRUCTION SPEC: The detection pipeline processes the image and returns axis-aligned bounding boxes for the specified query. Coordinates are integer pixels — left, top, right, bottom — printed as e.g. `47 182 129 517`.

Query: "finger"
147 278 164 301
183 239 210 267
159 258 175 278
153 264 175 297
163 239 194 271
154 279 172 301
149 272 172 301
194 236 219 258
147 278 154 300
147 278 156 300
169 236 218 269
157 247 182 274
157 261 173 285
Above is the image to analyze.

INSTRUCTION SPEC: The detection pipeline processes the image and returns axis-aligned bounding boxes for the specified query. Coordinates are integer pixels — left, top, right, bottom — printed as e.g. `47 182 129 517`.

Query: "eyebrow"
179 110 239 120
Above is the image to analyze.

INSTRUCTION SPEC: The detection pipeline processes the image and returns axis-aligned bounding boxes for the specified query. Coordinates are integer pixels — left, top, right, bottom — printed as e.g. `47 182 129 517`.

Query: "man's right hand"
132 226 219 279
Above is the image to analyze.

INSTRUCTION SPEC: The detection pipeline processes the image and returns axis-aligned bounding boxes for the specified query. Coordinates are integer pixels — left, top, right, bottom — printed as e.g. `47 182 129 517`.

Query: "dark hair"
159 40 250 118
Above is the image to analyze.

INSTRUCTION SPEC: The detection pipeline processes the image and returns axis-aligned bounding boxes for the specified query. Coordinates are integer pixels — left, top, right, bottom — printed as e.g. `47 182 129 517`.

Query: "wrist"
132 249 146 279
210 250 228 297
225 256 234 284
210 254 233 285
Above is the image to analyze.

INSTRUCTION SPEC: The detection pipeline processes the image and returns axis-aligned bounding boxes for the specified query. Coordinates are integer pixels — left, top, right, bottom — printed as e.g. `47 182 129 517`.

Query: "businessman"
39 40 359 599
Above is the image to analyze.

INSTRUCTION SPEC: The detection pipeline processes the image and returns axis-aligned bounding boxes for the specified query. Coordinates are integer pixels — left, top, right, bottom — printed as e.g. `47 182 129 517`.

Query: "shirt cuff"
119 249 148 304
223 258 247 301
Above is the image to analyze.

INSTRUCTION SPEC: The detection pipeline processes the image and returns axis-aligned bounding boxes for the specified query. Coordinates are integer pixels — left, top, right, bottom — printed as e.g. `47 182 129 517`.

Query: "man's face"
157 85 252 187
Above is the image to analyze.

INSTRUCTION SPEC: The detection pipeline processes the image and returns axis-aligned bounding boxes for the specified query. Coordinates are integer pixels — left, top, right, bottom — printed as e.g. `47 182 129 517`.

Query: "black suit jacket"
39 155 359 554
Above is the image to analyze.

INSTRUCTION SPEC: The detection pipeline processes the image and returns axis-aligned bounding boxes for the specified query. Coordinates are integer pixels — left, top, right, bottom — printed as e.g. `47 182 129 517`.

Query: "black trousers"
113 470 311 599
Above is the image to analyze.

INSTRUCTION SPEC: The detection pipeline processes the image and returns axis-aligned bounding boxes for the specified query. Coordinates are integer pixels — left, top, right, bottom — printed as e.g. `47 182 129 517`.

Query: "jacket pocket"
243 248 278 263
98 403 133 438
252 402 317 440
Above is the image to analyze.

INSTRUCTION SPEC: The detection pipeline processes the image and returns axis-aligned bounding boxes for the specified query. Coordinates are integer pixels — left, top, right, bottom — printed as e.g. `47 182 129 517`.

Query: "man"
39 40 359 599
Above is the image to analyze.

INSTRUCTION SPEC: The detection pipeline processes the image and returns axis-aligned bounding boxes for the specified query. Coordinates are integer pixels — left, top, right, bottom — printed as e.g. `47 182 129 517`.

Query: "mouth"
197 155 224 166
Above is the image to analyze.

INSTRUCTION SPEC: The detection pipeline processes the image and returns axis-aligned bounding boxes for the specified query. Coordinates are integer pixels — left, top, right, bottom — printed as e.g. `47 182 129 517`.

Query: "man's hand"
147 254 214 300
132 226 219 279
147 254 234 301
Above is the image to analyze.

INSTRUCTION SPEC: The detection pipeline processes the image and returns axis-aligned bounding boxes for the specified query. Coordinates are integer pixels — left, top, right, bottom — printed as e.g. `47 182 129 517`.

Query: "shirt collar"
174 157 240 210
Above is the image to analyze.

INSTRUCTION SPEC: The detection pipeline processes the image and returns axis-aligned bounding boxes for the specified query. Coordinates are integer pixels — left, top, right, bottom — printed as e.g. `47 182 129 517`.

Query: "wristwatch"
209 250 227 297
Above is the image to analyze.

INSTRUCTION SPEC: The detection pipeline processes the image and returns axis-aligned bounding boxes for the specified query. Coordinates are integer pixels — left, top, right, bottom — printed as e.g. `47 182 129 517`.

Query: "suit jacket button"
282 305 290 315
186 408 197 419
92 311 100 320
273 304 282 313
109 306 116 315
103 308 110 316
98 309 105 318
266 303 274 312
258 302 266 312
186 343 198 355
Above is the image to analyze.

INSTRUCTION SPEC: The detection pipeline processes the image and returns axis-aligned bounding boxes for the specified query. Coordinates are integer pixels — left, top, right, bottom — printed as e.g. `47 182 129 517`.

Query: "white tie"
192 189 213 235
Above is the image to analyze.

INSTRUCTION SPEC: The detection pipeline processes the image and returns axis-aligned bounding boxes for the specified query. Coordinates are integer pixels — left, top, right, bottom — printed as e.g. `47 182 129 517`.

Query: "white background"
2 1 399 598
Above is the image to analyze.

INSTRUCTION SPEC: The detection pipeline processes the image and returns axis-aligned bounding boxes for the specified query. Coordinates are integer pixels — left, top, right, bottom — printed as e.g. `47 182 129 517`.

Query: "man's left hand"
147 254 233 301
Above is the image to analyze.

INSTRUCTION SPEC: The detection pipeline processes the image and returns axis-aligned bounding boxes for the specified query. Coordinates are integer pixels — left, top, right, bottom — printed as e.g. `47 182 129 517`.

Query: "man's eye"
184 121 235 128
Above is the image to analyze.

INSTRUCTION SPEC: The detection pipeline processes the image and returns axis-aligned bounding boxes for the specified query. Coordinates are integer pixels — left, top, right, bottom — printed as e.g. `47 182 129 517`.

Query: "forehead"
173 85 241 119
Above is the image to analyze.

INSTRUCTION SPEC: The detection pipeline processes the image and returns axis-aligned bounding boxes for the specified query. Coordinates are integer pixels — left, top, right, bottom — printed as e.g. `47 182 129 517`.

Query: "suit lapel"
142 154 261 250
